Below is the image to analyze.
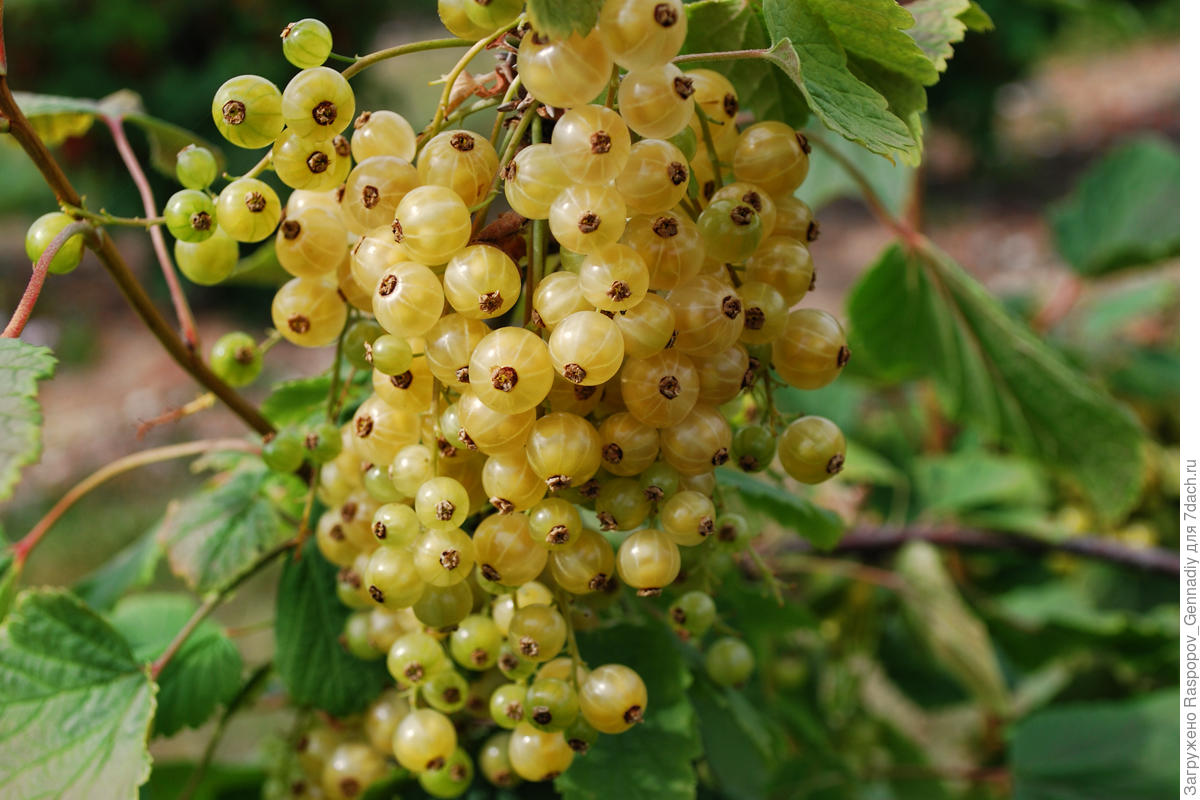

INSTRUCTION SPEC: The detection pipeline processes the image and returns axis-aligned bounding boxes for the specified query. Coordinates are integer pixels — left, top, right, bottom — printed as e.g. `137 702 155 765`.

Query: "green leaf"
526 0 603 39
139 762 264 800
716 467 845 550
13 91 225 178
957 2 995 32
913 451 1050 517
761 0 919 162
1050 138 1180 276
1011 691 1177 799
159 461 300 594
995 579 1177 639
110 593 242 737
275 539 391 715
681 1 810 128
556 622 700 800
894 542 1009 713
808 0 938 85
261 375 332 427
839 440 907 487
0 339 56 503
0 589 156 799
904 0 971 73
690 680 777 800
846 55 927 152
846 243 1147 523
74 529 163 611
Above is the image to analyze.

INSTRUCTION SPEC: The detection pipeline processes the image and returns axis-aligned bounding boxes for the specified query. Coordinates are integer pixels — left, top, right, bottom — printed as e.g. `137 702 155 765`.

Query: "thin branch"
3 220 95 338
341 36 472 80
673 48 770 65
104 115 199 350
0 77 275 436
695 108 724 193
806 130 921 246
151 536 295 679
424 21 521 144
61 203 163 227
10 438 258 567
776 526 1180 576
472 103 536 234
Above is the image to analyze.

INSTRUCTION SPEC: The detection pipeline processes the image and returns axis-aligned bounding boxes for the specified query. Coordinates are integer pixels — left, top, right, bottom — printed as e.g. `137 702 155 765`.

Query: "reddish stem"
104 115 199 351
3 220 94 338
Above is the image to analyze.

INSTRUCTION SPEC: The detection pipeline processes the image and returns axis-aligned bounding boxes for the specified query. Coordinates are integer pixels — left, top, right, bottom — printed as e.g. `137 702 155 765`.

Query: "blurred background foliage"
0 0 1180 798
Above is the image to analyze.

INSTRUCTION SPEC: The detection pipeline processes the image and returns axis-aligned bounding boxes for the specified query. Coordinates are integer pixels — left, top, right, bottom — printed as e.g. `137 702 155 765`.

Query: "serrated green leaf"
110 593 242 737
527 0 603 39
904 0 971 73
761 0 919 162
158 461 300 594
0 589 156 799
0 339 56 503
1011 691 1177 799
681 1 809 128
1050 138 1180 276
690 680 776 800
913 451 1050 517
716 467 845 550
556 622 700 800
12 90 225 178
958 2 994 32
74 529 163 611
275 539 390 715
846 243 1147 522
847 54 927 148
809 0 938 85
261 375 333 427
895 542 1009 713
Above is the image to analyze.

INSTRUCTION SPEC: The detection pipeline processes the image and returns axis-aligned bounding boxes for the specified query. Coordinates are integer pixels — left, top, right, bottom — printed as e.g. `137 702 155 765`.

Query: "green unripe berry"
175 228 239 285
714 513 751 550
342 320 384 371
209 331 262 387
25 212 85 275
281 18 333 69
524 677 580 732
732 424 776 472
164 189 217 243
421 669 470 714
418 747 474 798
668 590 716 638
175 144 218 190
304 422 343 464
705 636 754 686
262 429 305 473
368 333 413 375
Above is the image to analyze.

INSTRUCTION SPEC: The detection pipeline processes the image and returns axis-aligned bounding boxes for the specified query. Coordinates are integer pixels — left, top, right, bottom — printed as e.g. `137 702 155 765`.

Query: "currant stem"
487 75 523 149
425 19 522 144
695 108 724 193
554 588 584 693
326 315 350 422
10 438 259 568
150 537 296 679
60 204 164 227
341 36 472 80
105 115 200 351
472 103 537 234
673 48 769 65
241 150 273 180
3 220 95 338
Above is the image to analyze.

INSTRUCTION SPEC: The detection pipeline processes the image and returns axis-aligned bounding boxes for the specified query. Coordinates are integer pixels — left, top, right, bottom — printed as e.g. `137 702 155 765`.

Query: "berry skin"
164 189 216 243
744 236 815 306
321 741 386 800
450 614 503 671
474 511 547 585
524 677 580 732
615 138 690 215
772 309 850 390
211 75 283 149
517 29 613 111
209 331 261 387
443 245 521 320
340 155 420 235
617 528 681 594
670 590 717 637
507 604 567 664
392 185 472 266
418 129 500 206
216 178 281 242
275 204 346 279
614 292 676 360
419 747 475 798
621 211 705 291
579 243 650 313
281 66 356 139
598 0 687 69
351 109 417 162
271 277 347 347
508 722 575 782
779 416 846 484
468 327 555 415
175 144 218 190
272 131 352 192
732 424 777 472
393 708 458 772
551 104 632 186
262 429 305 473
342 319 384 371
705 636 755 686
25 212 85 275
696 197 763 263
503 143 570 220
479 732 521 788
372 262 445 338
548 311 625 387
579 663 647 733
618 63 695 140
369 333 413 375
548 184 627 255
733 121 810 195
281 18 333 70
620 349 700 428
660 489 716 546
